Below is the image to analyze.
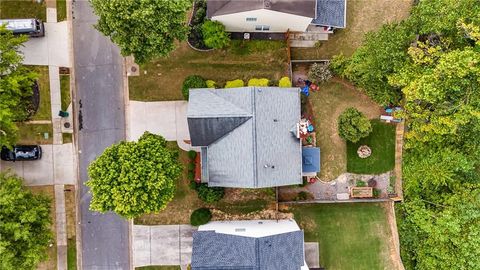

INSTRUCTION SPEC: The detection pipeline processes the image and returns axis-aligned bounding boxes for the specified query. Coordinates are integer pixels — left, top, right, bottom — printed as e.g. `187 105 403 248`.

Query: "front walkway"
133 225 196 268
128 101 196 151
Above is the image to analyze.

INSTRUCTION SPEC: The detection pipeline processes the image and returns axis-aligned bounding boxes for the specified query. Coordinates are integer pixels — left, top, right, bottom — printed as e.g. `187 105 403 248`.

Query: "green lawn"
291 203 395 270
290 0 412 59
30 66 52 121
57 0 67 21
347 120 395 174
16 123 53 144
60 74 70 111
306 79 382 180
67 238 76 270
129 40 288 101
135 266 180 270
0 0 47 21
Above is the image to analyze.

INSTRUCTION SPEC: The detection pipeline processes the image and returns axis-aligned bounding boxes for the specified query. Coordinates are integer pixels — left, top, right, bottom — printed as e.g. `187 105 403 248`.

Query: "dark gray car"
1 145 42 161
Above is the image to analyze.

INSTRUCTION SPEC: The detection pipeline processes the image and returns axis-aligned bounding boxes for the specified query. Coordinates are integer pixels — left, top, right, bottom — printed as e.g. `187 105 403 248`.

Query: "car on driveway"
1 145 42 161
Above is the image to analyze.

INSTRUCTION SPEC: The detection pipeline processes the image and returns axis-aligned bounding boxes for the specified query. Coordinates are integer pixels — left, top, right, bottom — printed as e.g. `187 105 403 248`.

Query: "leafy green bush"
187 171 195 181
355 180 367 187
182 75 207 99
190 208 212 226
338 107 372 143
206 79 216 88
225 79 244 88
295 191 309 201
372 188 381 198
247 78 269 86
308 62 332 84
187 163 195 171
278 76 292 87
202 20 230 49
196 184 224 203
188 150 197 160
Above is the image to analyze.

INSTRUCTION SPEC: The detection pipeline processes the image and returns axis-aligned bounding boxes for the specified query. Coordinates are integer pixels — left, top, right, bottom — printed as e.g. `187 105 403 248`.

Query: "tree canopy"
90 0 191 64
0 171 53 270
335 0 480 269
337 107 372 143
0 25 38 148
87 132 183 219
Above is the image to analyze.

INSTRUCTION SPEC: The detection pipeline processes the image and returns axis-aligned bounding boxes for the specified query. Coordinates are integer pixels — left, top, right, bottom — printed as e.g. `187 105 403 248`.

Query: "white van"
0 18 45 37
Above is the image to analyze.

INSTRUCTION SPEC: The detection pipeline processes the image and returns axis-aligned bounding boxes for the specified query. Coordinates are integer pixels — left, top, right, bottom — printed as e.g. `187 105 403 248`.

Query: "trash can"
58 110 69 117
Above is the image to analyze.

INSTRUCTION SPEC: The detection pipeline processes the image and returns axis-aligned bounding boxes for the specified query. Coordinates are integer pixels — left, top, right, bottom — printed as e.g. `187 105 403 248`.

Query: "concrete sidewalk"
128 101 197 151
133 225 196 268
0 143 76 186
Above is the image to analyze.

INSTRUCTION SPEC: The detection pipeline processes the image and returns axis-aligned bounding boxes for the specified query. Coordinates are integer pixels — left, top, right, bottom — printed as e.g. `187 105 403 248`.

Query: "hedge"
182 75 207 99
279 76 292 87
247 78 269 86
225 79 244 88
190 208 212 226
206 80 216 88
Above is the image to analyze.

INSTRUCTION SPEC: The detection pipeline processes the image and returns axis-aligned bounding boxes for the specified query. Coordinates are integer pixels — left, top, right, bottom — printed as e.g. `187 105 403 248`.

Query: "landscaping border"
186 0 214 52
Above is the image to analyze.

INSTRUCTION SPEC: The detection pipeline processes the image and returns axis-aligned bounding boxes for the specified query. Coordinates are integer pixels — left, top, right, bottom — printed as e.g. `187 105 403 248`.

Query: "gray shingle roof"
187 87 302 188
191 230 305 270
207 0 316 18
312 0 346 28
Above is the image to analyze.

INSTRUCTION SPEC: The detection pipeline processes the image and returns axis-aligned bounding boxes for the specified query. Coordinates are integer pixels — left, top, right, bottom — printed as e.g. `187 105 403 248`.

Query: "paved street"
72 1 130 269
132 225 195 268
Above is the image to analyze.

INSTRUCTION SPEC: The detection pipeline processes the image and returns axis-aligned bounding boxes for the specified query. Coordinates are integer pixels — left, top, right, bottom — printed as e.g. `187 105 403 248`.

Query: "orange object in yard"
310 84 319 92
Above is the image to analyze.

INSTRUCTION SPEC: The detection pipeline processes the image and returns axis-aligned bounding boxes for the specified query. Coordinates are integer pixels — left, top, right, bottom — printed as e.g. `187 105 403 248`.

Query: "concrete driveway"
20 21 71 67
133 225 196 267
128 101 195 151
0 143 76 186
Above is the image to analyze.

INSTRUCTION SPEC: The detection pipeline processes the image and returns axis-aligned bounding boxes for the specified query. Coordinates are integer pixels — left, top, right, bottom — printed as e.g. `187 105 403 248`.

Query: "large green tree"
87 132 183 218
0 25 38 148
0 171 53 270
90 0 191 64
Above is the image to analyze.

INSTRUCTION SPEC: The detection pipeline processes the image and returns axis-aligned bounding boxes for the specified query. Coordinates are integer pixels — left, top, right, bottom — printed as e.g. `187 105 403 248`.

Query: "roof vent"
235 228 246 232
264 0 272 8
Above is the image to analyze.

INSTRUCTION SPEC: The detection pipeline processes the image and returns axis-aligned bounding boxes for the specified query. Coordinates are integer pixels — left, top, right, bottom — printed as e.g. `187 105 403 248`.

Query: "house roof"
312 0 346 28
187 87 302 188
302 147 321 173
207 0 316 18
191 230 305 270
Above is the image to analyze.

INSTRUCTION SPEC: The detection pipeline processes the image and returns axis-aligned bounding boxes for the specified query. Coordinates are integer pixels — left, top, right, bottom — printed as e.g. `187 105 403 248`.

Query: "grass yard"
129 41 288 101
347 120 396 174
134 142 275 225
306 78 382 180
0 0 47 21
291 0 412 59
30 66 52 121
65 185 76 270
28 185 57 270
291 203 396 270
16 123 53 144
57 0 67 21
60 74 71 111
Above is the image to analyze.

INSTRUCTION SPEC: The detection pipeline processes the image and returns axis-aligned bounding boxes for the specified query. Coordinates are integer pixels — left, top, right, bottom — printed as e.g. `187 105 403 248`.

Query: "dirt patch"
64 185 76 240
211 209 293 221
382 202 405 270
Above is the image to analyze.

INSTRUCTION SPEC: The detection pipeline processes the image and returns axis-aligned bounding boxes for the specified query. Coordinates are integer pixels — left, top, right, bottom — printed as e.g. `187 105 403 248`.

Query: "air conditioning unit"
243 32 250 40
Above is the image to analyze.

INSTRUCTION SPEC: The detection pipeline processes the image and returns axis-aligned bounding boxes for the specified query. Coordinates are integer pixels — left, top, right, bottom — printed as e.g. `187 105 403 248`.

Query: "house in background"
191 219 310 270
187 87 321 188
207 0 347 46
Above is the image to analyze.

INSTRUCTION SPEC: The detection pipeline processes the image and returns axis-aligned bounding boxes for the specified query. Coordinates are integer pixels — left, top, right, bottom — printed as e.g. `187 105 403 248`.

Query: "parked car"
0 18 45 37
1 145 42 161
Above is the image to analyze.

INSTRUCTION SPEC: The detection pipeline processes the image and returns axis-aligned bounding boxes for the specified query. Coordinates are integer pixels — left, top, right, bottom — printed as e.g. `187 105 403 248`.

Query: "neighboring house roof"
302 147 321 173
191 230 305 270
187 87 302 188
207 0 316 18
312 0 347 28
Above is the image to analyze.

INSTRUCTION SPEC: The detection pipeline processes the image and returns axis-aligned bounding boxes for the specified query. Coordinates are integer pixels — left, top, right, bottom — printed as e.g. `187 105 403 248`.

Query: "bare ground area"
291 0 413 59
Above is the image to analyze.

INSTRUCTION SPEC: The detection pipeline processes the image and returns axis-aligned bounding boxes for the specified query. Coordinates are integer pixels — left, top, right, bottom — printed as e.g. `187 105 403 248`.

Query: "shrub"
202 20 230 49
206 79 216 88
296 191 309 201
187 171 195 181
373 188 381 198
190 208 212 226
225 79 244 88
338 107 372 143
355 180 367 187
368 179 377 187
278 76 292 87
247 78 269 86
182 75 207 99
187 163 195 171
188 150 197 160
193 7 206 25
196 184 224 203
308 62 332 84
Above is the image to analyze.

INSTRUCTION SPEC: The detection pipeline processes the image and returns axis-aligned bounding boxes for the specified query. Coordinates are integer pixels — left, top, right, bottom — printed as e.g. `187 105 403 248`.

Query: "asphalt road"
72 1 130 269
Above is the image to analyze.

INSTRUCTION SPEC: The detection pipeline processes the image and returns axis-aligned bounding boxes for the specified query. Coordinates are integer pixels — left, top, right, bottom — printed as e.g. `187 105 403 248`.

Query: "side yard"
290 0 413 59
290 203 397 270
129 41 288 101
